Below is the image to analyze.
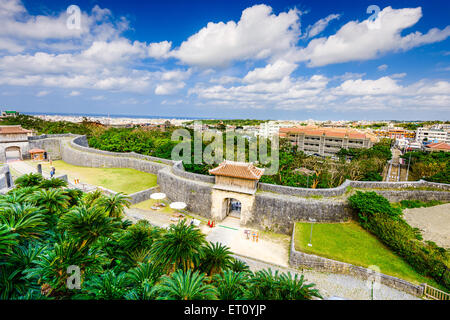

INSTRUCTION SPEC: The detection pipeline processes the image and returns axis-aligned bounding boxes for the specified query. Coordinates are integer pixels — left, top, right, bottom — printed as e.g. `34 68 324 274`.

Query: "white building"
415 127 449 143
259 121 281 138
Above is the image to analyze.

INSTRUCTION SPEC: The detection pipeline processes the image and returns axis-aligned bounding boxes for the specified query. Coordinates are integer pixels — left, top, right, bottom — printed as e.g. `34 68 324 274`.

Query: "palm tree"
0 244 44 299
39 178 68 190
15 173 43 188
152 269 217 300
124 262 163 300
199 242 233 276
25 239 106 297
82 270 129 300
244 269 279 300
63 188 84 207
213 270 248 300
244 269 322 300
276 272 322 300
58 205 122 247
150 221 206 273
228 258 250 274
96 193 131 218
0 224 18 253
28 188 70 215
83 189 103 207
0 203 47 240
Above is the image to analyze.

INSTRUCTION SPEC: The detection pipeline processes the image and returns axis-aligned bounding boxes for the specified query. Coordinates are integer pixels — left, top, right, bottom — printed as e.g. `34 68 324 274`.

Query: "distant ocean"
23 111 209 120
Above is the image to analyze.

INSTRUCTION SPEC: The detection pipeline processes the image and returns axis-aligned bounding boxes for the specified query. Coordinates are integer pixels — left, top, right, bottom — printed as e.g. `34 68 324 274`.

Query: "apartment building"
373 128 415 140
279 127 376 157
415 127 449 143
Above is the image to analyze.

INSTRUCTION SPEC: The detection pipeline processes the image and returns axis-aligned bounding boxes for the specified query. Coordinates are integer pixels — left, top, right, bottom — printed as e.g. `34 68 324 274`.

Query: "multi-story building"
373 128 415 140
415 127 449 143
279 127 376 157
259 121 281 138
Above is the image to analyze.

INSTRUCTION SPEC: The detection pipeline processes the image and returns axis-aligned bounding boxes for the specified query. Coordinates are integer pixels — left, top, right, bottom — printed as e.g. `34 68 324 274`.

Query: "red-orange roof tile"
426 142 450 151
279 127 368 140
0 125 32 134
209 161 264 180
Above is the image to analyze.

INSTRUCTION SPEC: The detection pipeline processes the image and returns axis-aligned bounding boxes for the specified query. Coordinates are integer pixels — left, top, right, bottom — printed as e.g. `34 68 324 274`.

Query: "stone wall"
60 136 171 175
289 225 425 297
258 179 450 198
157 166 213 217
0 164 13 192
29 137 65 160
251 192 353 234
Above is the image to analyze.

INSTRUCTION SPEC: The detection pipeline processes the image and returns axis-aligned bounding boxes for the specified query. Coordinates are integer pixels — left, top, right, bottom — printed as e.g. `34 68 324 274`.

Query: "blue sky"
0 0 449 120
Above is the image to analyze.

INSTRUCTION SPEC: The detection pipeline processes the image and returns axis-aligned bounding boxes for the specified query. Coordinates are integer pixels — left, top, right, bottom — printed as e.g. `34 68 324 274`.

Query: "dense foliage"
0 114 96 136
0 175 321 300
348 191 450 290
401 151 449 184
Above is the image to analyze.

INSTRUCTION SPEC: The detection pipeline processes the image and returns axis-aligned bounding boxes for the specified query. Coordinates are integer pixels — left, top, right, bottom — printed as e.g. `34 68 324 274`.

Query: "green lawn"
295 221 441 287
37 160 157 194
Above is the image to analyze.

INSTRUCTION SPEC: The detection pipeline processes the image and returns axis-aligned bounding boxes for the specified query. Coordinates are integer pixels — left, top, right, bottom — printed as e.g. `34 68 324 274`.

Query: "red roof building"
425 142 450 152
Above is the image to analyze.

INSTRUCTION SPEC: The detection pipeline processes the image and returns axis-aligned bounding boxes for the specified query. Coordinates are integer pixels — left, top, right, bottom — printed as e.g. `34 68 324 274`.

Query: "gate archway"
5 146 21 161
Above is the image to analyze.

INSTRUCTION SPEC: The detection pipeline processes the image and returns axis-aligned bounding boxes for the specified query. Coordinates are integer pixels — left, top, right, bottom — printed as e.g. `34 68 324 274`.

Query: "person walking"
50 167 55 178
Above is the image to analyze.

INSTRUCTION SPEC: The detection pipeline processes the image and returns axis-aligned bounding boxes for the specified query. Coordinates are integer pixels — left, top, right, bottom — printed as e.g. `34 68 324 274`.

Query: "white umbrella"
150 193 166 200
170 202 187 210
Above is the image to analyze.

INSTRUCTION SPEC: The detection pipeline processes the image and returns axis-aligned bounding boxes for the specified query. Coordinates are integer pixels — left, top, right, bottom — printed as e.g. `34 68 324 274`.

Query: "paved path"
234 254 420 300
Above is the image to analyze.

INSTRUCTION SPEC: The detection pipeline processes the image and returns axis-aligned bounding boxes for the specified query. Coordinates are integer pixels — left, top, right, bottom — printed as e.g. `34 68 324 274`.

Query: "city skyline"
0 0 449 120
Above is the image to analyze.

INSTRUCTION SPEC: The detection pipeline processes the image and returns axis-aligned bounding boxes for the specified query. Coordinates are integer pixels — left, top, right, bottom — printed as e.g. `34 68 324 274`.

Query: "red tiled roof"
279 127 368 140
425 142 450 151
209 161 264 180
0 125 32 134
29 148 45 154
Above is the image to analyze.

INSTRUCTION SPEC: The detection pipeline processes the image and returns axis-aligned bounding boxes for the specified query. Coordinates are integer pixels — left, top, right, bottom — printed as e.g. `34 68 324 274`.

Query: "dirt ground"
403 203 450 248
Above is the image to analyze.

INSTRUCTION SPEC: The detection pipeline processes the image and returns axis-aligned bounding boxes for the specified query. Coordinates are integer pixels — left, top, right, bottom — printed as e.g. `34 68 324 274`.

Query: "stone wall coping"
289 224 425 297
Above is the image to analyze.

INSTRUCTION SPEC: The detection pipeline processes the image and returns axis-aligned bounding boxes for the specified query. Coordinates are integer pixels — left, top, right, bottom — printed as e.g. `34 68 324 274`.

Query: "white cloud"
36 90 50 97
161 69 192 81
305 14 340 38
171 4 301 67
91 95 105 101
334 77 402 95
210 76 241 84
377 64 388 71
155 82 185 95
243 60 298 83
69 90 80 96
148 41 172 58
294 6 450 67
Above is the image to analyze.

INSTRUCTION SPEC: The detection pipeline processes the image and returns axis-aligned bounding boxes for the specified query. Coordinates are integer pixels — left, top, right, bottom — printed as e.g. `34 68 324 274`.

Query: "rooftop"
209 160 265 180
0 125 32 135
279 126 370 140
425 142 450 151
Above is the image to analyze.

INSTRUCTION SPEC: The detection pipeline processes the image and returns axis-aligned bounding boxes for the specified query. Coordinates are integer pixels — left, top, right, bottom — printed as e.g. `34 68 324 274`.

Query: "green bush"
348 191 402 222
348 191 450 290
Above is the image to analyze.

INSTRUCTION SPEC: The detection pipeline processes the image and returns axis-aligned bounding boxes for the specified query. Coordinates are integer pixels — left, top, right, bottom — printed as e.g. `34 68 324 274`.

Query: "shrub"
348 191 450 290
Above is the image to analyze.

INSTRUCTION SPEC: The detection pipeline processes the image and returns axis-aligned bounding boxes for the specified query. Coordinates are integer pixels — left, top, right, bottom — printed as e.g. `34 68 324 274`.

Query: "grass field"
38 160 157 194
295 221 441 287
